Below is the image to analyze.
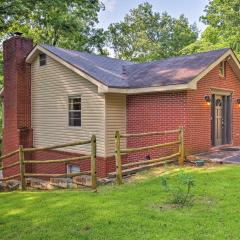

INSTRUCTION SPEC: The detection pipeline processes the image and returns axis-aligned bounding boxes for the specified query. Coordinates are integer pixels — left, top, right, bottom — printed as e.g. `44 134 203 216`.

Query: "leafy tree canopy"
182 0 240 57
108 2 198 62
180 26 230 55
0 0 107 53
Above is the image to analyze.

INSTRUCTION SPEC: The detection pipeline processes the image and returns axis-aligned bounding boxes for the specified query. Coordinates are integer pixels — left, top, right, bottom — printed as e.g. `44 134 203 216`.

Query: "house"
2 35 240 178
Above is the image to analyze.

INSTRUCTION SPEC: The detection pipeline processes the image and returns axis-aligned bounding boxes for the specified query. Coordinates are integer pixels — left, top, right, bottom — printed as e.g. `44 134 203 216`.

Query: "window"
39 53 46 66
219 61 226 77
67 164 80 174
68 97 81 127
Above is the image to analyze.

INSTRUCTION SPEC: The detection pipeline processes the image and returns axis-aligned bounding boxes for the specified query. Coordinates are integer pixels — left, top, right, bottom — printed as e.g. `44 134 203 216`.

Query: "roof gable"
26 45 240 94
124 48 230 88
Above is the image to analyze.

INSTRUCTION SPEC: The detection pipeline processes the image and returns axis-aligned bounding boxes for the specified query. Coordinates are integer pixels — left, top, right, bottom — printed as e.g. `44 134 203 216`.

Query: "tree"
180 26 230 55
108 3 198 62
182 0 240 57
0 0 108 140
0 0 107 53
201 0 240 52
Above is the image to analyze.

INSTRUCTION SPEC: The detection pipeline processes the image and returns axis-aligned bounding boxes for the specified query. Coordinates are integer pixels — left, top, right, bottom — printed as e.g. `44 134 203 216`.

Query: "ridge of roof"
125 48 230 67
40 44 134 65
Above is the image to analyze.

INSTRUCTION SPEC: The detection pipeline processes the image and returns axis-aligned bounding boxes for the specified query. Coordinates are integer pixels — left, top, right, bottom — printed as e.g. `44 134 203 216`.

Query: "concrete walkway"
194 147 240 164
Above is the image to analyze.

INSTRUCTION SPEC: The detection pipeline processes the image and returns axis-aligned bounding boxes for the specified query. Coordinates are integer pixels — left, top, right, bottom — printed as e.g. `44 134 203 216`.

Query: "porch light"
204 95 211 105
237 99 240 107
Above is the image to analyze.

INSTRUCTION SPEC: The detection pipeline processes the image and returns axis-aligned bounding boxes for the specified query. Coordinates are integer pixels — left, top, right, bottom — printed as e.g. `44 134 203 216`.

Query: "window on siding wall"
219 61 226 77
68 97 81 127
39 53 47 66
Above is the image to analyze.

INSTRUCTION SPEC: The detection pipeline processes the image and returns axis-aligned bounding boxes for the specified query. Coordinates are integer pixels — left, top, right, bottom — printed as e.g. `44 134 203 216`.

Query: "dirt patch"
150 202 180 210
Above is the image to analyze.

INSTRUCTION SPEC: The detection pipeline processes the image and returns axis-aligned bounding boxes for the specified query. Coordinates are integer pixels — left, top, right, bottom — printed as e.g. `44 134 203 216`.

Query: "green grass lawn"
0 165 240 240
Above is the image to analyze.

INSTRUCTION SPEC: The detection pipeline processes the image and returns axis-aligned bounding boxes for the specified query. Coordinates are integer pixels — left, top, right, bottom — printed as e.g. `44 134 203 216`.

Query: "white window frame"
68 96 82 128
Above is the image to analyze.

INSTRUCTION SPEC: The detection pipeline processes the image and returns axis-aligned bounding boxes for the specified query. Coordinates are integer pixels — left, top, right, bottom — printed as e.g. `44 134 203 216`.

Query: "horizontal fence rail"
0 136 97 191
0 161 19 171
115 127 185 184
120 140 181 154
121 152 181 169
24 171 91 178
120 129 180 138
24 155 91 164
23 140 92 152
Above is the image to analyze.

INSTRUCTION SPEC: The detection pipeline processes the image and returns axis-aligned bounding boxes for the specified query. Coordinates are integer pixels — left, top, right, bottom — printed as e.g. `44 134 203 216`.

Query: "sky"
98 0 209 33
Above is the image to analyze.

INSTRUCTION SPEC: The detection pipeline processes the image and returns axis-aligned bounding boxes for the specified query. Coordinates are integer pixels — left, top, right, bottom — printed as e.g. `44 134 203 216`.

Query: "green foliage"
108 2 198 62
161 171 195 207
201 0 240 51
0 0 107 53
0 1 108 141
182 0 240 57
180 26 231 55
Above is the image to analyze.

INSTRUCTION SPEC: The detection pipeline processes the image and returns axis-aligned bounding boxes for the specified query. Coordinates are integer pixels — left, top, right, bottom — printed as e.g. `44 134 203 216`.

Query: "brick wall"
126 92 187 162
126 62 240 162
30 150 114 178
185 61 240 154
2 36 33 177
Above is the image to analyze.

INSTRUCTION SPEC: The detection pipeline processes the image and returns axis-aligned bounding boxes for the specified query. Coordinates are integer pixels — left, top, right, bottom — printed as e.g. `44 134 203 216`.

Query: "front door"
211 94 232 146
215 95 223 146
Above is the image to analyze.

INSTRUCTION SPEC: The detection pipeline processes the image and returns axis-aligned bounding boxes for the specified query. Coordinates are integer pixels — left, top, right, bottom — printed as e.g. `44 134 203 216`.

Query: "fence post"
91 135 97 191
19 145 26 191
115 131 123 184
178 127 185 166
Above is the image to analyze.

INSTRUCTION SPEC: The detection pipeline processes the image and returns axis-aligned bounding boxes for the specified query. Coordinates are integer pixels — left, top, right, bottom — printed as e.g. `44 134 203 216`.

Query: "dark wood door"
215 95 223 146
211 94 232 146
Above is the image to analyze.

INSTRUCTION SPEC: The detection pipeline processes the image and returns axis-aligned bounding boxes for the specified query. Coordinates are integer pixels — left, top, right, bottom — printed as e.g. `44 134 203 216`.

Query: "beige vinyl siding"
105 94 126 156
31 55 106 157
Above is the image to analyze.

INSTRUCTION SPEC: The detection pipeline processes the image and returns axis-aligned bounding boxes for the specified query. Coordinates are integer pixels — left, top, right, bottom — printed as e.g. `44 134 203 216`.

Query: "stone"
6 180 20 190
28 178 55 190
50 177 72 188
72 175 92 187
98 178 113 185
0 181 7 191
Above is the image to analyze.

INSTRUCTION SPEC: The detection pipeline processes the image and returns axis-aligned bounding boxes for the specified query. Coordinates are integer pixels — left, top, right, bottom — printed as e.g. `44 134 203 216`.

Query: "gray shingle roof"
41 44 230 89
41 44 133 88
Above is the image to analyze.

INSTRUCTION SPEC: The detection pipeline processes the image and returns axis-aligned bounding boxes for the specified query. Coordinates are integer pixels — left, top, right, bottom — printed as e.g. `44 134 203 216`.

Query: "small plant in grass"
161 171 195 207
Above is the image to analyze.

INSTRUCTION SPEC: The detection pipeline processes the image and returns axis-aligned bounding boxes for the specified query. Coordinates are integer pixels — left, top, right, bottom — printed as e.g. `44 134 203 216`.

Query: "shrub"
161 171 195 207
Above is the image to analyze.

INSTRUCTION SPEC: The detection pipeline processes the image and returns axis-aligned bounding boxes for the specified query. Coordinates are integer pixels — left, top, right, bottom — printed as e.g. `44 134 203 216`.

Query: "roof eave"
100 83 196 94
104 49 240 94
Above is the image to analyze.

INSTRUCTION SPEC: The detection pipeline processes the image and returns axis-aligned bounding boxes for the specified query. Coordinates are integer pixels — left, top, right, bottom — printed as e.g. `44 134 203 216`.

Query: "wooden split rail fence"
115 127 185 184
0 135 97 191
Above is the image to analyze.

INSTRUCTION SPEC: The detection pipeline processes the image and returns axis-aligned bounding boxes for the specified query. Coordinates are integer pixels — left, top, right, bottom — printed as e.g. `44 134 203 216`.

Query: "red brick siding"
185 62 240 154
2 36 33 177
126 92 187 162
30 150 112 178
126 62 240 161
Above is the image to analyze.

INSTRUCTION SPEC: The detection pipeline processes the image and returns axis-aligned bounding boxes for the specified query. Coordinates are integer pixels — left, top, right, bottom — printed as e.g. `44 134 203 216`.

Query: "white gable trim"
187 49 240 89
27 47 240 94
26 45 109 93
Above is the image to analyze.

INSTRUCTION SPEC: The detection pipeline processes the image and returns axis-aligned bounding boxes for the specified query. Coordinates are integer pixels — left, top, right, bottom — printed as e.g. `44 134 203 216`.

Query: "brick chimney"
2 35 33 176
